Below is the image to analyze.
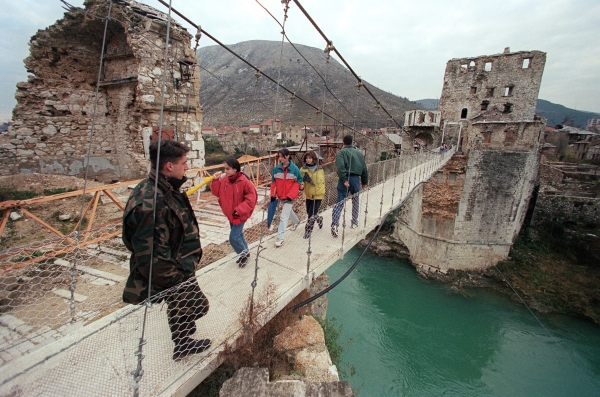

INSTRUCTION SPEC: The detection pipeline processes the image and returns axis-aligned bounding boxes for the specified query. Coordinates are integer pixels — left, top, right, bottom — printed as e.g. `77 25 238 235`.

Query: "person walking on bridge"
271 148 303 247
210 158 257 267
331 135 368 237
300 151 325 239
122 140 210 360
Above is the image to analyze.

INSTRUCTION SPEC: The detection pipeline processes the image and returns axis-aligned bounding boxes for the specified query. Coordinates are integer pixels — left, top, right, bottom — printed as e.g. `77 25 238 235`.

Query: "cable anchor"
194 26 202 51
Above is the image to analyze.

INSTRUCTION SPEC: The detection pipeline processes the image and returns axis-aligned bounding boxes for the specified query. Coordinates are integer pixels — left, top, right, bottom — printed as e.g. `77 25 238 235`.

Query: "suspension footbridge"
0 149 454 396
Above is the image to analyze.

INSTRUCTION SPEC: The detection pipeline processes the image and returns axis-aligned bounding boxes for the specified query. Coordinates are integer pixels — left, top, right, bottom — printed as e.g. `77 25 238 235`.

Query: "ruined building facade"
397 49 547 271
1 0 204 182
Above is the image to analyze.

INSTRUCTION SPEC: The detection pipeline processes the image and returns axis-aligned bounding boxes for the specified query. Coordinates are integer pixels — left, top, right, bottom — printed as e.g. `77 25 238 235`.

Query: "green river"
325 248 600 396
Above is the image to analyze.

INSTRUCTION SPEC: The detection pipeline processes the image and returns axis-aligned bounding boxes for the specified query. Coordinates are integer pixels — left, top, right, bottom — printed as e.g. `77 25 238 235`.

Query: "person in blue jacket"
270 148 303 247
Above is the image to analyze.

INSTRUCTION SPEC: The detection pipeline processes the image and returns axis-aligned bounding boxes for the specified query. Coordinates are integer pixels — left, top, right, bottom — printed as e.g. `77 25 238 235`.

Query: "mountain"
415 99 439 110
535 99 598 128
415 98 599 128
196 40 422 127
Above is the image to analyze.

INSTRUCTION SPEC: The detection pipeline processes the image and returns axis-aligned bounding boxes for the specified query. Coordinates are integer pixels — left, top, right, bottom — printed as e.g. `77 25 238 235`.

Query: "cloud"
1 0 599 118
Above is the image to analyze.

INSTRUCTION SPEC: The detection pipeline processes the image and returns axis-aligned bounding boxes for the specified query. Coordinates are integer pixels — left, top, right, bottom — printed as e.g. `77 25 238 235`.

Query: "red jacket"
270 161 303 200
211 173 257 225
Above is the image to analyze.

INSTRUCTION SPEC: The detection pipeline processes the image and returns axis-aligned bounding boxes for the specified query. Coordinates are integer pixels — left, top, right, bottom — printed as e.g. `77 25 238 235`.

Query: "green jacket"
122 170 202 304
300 164 325 200
336 145 369 185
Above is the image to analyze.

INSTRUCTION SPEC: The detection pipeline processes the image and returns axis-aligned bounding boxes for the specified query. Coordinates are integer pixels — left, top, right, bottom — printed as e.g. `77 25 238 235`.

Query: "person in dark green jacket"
122 140 210 360
331 135 369 237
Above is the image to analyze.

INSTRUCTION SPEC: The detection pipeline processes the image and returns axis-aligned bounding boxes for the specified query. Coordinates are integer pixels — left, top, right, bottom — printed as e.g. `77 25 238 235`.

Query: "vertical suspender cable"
72 0 112 324
248 0 291 332
132 1 174 395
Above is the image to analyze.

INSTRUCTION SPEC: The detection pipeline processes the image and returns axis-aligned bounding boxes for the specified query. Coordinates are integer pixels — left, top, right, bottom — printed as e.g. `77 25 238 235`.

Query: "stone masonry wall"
1 0 204 182
453 149 539 242
539 163 565 185
439 49 545 124
395 49 545 271
532 194 600 228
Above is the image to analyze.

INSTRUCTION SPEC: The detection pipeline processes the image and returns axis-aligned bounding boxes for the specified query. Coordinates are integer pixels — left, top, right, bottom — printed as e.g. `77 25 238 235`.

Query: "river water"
325 248 600 396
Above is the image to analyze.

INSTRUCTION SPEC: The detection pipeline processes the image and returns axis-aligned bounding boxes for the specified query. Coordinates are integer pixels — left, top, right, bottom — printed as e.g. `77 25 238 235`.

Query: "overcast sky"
1 0 599 120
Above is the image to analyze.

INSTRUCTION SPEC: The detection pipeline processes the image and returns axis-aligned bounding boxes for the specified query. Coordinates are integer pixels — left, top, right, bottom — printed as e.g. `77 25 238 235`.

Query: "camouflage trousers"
165 278 209 344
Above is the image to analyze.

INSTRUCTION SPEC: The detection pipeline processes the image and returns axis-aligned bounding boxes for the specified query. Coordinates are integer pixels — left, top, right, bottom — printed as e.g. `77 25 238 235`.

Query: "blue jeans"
331 176 361 227
229 222 248 254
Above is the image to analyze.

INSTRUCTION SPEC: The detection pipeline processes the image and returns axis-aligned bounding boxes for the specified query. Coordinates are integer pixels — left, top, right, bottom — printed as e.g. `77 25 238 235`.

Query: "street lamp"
173 56 197 89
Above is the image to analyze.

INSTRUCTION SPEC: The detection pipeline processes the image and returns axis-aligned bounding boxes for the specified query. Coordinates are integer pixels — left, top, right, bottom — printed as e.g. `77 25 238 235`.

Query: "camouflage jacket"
122 170 202 304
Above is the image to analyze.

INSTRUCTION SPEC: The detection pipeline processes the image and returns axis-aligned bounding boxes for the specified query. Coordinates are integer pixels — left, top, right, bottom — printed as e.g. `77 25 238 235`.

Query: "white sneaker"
350 223 359 229
275 239 284 247
290 223 298 231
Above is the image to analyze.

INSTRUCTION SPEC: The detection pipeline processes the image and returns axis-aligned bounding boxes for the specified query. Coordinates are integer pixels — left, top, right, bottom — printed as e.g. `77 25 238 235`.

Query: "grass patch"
43 187 75 196
0 187 36 201
315 316 355 378
493 222 600 324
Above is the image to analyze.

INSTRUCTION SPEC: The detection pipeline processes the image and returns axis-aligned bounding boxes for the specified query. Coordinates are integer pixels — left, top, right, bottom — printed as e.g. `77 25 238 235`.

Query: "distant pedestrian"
210 158 257 267
331 135 368 237
270 148 303 247
300 151 325 239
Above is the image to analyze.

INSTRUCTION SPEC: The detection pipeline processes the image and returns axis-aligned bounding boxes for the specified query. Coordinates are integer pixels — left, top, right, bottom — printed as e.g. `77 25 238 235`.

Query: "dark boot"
316 215 323 229
173 337 211 360
304 217 315 239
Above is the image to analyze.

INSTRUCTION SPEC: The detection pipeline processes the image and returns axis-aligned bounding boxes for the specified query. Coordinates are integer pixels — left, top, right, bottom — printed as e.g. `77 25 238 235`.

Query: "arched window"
460 108 468 119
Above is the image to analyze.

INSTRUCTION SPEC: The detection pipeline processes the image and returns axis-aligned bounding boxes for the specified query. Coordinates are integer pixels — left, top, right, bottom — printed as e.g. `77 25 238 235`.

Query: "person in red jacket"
210 158 257 267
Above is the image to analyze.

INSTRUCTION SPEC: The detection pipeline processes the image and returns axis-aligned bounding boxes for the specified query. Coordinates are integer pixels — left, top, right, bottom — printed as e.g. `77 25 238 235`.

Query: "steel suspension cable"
70 0 112 326
154 0 368 139
131 1 175 394
255 0 363 126
246 0 292 333
293 181 416 310
291 0 401 128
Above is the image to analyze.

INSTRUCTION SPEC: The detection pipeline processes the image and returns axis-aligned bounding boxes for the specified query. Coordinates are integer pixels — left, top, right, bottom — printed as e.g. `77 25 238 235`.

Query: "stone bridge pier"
396 48 547 272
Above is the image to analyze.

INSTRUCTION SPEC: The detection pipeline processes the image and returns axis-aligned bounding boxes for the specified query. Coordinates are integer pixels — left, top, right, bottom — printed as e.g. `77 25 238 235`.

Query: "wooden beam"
101 190 126 211
20 208 64 238
0 209 11 238
98 76 138 87
84 192 102 241
71 193 96 233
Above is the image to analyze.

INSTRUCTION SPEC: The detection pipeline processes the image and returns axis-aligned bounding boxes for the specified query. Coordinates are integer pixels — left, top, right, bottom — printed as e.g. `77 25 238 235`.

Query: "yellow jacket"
300 164 325 200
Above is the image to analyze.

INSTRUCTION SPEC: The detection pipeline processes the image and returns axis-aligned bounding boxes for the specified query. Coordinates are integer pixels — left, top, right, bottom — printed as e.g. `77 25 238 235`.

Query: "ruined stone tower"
1 0 204 182
396 48 546 271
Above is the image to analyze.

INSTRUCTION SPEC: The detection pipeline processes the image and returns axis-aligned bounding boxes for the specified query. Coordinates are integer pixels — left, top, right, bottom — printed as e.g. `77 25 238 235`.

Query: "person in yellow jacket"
300 151 325 239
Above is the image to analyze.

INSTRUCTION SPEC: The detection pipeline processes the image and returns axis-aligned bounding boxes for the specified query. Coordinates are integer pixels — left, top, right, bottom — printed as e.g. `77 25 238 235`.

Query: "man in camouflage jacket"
122 139 210 360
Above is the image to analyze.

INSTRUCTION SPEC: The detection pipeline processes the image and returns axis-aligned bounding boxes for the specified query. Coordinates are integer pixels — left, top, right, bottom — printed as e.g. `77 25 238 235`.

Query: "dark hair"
224 157 241 172
304 151 318 163
278 148 291 158
149 140 190 171
343 135 353 145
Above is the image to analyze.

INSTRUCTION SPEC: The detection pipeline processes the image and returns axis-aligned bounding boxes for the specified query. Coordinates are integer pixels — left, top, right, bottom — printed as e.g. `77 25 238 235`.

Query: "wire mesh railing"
0 147 454 396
